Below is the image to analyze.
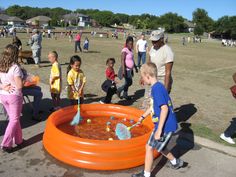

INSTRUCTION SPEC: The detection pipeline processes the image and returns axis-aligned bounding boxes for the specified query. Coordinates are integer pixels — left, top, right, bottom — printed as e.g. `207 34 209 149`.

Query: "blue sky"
1 0 236 20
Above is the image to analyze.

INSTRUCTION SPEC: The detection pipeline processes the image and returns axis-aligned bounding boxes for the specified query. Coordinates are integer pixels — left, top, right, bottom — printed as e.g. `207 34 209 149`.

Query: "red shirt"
75 34 81 41
106 67 115 81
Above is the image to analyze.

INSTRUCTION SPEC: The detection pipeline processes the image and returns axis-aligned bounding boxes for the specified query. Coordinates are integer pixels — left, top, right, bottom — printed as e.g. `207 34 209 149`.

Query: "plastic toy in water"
43 104 158 170
110 116 115 120
106 127 110 132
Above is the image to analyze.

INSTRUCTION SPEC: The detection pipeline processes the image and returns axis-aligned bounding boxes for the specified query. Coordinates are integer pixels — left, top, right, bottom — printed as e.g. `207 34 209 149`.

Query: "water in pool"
57 116 150 140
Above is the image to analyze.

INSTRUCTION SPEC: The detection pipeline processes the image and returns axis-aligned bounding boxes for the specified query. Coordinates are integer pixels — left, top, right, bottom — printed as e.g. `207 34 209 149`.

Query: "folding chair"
23 95 34 109
0 99 8 120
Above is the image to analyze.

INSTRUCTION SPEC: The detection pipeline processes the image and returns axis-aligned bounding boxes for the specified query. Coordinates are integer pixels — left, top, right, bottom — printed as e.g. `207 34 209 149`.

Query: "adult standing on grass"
74 31 82 53
117 36 138 100
136 33 148 69
30 29 42 67
148 29 174 93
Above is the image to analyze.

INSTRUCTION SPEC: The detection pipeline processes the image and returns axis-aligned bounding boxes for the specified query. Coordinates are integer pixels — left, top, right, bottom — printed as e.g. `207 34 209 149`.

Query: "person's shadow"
222 117 236 138
150 104 198 176
174 103 197 123
117 89 145 106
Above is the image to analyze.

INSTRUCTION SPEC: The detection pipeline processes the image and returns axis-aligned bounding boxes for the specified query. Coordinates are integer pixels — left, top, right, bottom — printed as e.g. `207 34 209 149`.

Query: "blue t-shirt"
151 82 177 133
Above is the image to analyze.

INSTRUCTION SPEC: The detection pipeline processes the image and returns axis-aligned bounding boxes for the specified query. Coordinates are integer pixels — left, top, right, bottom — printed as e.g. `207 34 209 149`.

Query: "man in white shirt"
47 29 51 38
136 33 148 68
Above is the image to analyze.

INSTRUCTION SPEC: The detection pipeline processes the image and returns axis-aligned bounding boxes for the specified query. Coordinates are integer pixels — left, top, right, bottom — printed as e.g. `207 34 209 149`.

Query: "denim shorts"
147 130 173 152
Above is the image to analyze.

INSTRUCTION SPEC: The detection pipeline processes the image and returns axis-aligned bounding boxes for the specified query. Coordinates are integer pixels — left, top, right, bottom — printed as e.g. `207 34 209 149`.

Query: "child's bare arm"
70 85 76 92
138 107 152 122
78 80 86 95
154 105 168 140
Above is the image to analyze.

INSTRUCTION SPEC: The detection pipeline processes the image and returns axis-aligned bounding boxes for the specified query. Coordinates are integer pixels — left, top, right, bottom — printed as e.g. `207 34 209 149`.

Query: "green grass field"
0 32 236 146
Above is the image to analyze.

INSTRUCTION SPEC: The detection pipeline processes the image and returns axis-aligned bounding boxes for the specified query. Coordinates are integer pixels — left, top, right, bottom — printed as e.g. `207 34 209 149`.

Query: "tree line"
2 5 236 38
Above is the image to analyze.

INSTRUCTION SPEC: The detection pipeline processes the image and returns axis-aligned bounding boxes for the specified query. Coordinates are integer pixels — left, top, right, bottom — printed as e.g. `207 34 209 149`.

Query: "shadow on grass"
117 89 145 106
174 103 197 123
84 50 101 54
23 59 51 65
40 62 70 68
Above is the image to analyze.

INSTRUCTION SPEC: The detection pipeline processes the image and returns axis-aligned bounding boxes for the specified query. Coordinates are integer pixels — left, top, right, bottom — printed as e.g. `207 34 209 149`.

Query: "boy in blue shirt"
132 63 184 177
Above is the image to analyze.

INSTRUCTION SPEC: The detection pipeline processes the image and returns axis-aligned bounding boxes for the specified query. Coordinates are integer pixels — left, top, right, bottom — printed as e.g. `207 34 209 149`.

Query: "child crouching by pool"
100 58 117 104
132 63 184 177
67 55 86 105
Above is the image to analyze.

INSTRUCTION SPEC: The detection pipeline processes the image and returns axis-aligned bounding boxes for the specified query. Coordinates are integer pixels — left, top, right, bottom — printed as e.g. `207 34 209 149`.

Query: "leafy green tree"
215 16 236 39
194 24 204 35
116 13 129 24
192 8 214 32
159 13 187 33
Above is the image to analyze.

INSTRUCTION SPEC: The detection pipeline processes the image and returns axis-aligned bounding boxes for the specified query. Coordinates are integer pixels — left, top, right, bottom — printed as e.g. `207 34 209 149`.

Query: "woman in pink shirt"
117 36 137 100
0 44 24 152
74 31 82 53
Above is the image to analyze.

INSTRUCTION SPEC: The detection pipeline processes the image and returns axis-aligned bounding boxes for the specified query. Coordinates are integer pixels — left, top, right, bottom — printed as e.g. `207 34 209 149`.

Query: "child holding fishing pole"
67 55 86 105
132 63 184 177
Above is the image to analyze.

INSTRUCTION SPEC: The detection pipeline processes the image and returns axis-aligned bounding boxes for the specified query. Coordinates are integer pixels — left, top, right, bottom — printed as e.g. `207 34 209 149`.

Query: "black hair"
67 55 82 74
106 58 115 65
126 36 134 45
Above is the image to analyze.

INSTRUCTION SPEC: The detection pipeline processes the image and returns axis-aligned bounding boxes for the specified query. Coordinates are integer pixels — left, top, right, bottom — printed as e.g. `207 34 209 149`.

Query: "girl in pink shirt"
74 32 82 53
117 36 138 100
0 44 24 152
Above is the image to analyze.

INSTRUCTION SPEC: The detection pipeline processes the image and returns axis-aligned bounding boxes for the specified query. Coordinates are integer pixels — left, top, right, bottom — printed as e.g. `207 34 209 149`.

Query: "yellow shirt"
50 61 62 94
67 69 86 99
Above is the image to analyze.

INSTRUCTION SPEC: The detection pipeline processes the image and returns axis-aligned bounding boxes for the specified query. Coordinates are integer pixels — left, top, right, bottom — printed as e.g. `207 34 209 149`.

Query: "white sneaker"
220 133 235 144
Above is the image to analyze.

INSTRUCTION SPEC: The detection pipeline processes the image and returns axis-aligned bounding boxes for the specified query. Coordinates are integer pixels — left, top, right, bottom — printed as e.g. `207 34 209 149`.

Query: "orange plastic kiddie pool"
43 104 159 170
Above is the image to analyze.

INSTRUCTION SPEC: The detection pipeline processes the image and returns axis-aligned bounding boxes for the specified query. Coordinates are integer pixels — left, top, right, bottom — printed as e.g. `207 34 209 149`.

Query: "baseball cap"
149 29 164 41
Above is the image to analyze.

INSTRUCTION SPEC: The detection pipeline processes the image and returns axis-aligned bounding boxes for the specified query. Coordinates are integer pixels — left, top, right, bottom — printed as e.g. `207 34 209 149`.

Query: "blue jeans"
137 52 146 68
224 118 236 137
117 70 133 97
75 41 82 52
22 86 43 116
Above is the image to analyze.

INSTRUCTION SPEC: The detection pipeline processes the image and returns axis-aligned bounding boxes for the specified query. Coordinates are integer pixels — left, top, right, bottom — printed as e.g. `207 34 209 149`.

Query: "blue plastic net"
115 123 131 140
70 99 81 126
